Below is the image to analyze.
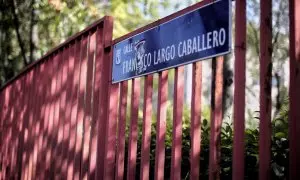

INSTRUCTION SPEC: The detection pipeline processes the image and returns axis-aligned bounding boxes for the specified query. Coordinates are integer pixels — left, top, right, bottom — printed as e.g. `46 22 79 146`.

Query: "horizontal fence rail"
0 0 300 179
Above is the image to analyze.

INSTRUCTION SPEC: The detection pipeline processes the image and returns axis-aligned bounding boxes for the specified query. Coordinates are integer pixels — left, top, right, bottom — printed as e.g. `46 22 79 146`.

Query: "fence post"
170 66 184 180
209 57 224 180
190 62 202 180
259 0 272 179
140 75 153 180
89 26 104 180
154 71 168 180
95 16 115 180
115 81 128 180
233 0 246 179
289 0 300 179
66 40 81 180
101 16 120 180
74 35 88 180
0 88 3 179
81 30 97 180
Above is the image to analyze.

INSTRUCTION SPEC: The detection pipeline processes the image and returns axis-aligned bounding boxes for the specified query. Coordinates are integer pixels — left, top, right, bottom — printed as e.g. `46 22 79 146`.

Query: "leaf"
275 132 286 139
203 119 208 127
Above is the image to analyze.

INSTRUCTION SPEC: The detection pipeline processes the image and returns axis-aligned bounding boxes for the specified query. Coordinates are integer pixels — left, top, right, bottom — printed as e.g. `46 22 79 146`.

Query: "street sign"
112 0 232 83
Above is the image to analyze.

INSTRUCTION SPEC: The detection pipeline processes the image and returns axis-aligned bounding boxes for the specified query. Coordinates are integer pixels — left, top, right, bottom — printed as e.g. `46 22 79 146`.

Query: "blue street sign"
112 0 232 83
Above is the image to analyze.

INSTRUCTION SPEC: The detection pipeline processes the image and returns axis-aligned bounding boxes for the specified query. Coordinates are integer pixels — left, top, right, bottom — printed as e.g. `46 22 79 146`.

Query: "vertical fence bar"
50 51 63 179
6 84 13 179
103 69 120 177
95 47 108 179
34 64 43 178
0 88 4 179
1 85 11 179
21 70 33 180
18 76 26 179
95 18 115 180
259 0 272 179
45 54 59 176
14 80 21 178
81 31 96 180
8 84 13 178
13 81 19 178
30 64 41 179
11 80 21 178
0 89 3 179
20 75 28 180
8 82 15 178
102 16 119 180
4 83 11 178
41 57 54 178
0 87 7 179
3 86 11 179
127 78 140 180
30 68 38 180
3 84 10 179
23 74 30 180
233 0 247 179
190 62 202 180
60 43 73 178
103 83 119 179
115 81 128 180
7 83 15 179
154 71 168 180
89 26 104 180
21 71 31 180
1 86 8 179
74 35 88 180
55 47 69 178
16 76 26 180
26 72 33 180
95 26 110 180
61 44 72 178
209 57 224 180
47 56 55 179
140 75 153 180
21 70 31 179
0 89 3 178
26 68 38 180
31 64 44 179
67 40 81 180
36 61 48 179
170 66 184 180
289 0 300 179
0 91 4 180
13 81 21 178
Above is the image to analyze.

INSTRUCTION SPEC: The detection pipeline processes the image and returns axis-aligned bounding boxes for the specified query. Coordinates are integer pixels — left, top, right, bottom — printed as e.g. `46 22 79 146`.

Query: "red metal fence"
0 0 299 179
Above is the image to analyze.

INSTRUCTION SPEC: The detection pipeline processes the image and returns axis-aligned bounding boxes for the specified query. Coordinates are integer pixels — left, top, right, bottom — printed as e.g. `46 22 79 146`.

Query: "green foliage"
0 0 171 86
122 99 289 179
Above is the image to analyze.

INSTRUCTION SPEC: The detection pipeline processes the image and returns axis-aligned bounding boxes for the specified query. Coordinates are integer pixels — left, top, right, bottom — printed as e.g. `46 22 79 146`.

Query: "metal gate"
0 0 300 179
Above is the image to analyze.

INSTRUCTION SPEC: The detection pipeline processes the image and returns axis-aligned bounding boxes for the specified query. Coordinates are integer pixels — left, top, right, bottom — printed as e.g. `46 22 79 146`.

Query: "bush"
124 101 289 179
